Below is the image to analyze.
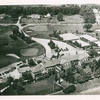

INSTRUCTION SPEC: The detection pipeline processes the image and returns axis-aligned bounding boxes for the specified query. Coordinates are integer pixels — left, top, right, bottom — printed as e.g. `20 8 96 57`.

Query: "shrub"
63 85 76 94
49 34 53 37
48 39 56 49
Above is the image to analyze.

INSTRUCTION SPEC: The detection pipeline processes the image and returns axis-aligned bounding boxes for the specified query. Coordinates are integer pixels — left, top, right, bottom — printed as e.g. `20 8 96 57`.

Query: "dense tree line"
0 5 80 18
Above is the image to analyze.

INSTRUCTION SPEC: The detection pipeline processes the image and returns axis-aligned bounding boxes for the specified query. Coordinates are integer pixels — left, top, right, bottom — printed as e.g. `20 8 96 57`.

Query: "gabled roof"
30 63 44 73
60 33 79 41
62 52 89 62
80 35 98 42
43 60 55 68
94 41 100 47
73 40 90 47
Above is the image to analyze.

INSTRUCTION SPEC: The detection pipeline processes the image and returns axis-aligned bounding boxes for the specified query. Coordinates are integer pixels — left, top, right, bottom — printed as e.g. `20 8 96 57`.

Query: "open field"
24 75 61 95
24 24 84 39
71 77 100 95
24 79 53 95
92 24 100 30
28 25 48 31
52 24 84 33
61 15 84 24
0 18 17 23
21 14 83 24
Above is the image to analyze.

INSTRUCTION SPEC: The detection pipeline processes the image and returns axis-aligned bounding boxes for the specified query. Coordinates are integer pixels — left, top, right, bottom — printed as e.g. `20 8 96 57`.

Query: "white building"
73 39 90 48
60 33 80 41
80 35 98 42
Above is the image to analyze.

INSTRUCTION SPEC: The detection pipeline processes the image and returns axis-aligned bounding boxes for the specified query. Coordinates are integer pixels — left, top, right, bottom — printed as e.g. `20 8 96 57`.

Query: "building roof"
18 67 30 73
73 40 90 47
80 35 98 42
60 33 79 41
62 52 89 62
94 41 100 47
30 63 44 73
43 60 55 68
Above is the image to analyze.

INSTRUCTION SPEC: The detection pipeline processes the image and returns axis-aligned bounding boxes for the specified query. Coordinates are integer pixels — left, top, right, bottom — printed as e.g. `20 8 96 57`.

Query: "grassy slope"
0 25 45 68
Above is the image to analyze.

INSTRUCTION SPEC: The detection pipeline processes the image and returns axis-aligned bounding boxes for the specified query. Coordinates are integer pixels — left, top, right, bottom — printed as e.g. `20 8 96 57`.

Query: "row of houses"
17 51 89 80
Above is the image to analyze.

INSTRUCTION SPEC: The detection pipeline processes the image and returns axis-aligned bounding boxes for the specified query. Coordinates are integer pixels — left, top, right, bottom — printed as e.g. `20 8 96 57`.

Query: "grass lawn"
24 75 62 95
24 79 54 95
24 24 84 39
0 56 19 68
21 48 38 56
52 25 84 33
60 15 84 24
20 43 45 59
0 18 17 23
28 26 48 31
92 24 100 30
21 14 83 24
72 78 100 94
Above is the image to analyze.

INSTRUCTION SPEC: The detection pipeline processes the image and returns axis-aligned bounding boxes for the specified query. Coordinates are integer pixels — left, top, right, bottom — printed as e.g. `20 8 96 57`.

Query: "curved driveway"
0 16 86 58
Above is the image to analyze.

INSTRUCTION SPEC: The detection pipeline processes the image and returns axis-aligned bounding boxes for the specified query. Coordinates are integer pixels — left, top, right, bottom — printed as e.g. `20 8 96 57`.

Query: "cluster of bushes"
88 49 98 58
49 30 63 41
22 71 33 83
76 68 92 84
67 40 81 48
73 41 81 48
0 77 25 95
48 39 56 49
10 27 36 44
90 42 98 47
63 85 76 94
28 58 37 66
80 37 88 42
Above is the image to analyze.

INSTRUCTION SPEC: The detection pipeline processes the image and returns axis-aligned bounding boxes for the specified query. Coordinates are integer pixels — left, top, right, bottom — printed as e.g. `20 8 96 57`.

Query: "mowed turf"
52 25 84 33
20 48 38 56
25 24 84 39
24 79 54 95
28 26 48 31
63 15 84 24
24 75 62 95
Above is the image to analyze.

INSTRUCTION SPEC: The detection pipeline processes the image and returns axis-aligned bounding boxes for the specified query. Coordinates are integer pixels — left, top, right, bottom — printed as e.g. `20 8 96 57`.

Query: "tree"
48 39 56 49
57 13 63 21
83 23 92 32
89 49 98 58
63 85 76 94
80 6 96 24
22 71 33 82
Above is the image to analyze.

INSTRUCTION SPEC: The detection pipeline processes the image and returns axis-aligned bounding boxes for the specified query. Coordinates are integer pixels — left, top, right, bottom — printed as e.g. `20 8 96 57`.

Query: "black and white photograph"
0 0 100 96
